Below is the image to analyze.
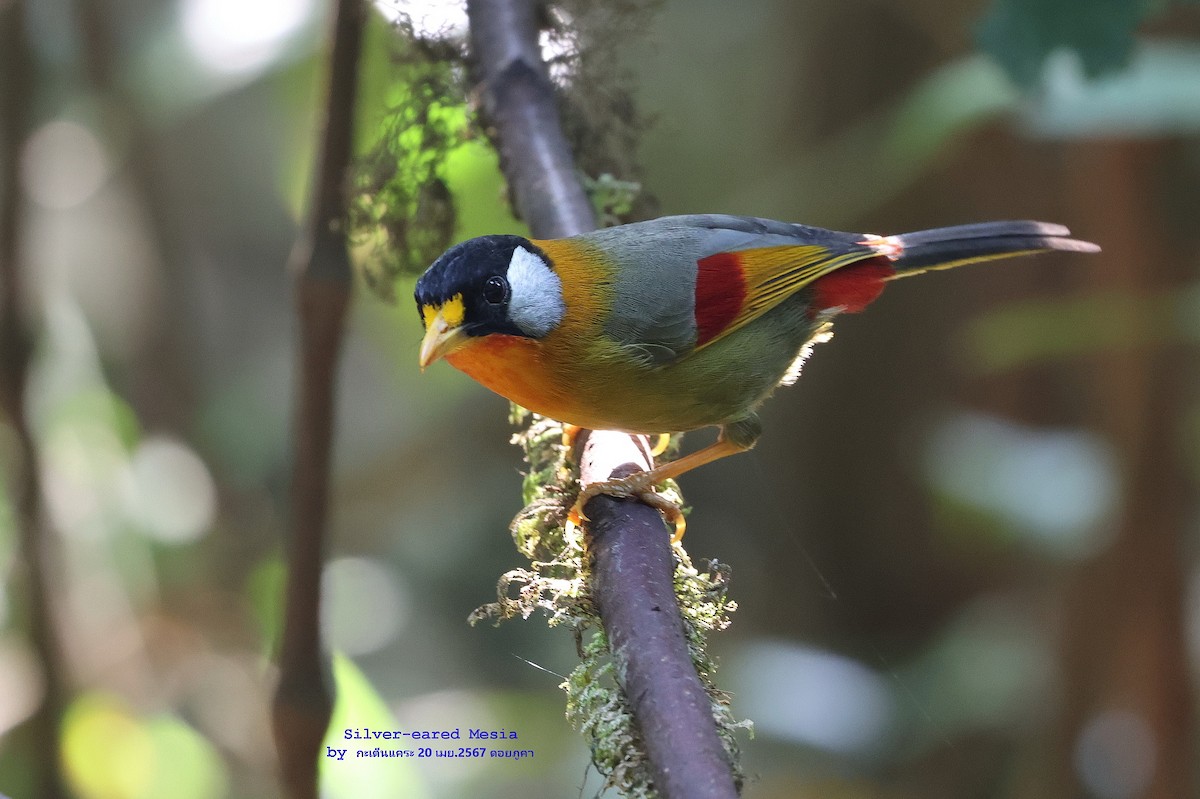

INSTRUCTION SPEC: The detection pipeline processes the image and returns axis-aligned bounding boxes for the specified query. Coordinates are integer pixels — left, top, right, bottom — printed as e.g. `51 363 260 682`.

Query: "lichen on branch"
468 409 749 795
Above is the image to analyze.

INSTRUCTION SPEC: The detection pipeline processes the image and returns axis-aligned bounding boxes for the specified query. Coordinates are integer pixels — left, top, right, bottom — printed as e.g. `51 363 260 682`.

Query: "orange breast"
445 334 588 425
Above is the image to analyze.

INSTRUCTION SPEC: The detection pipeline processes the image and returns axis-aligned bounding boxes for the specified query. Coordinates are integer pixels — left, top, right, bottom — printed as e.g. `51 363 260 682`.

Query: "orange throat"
445 334 564 418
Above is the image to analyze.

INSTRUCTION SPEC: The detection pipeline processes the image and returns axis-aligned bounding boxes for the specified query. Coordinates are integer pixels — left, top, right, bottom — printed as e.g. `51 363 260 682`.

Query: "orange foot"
567 471 686 543
560 424 583 449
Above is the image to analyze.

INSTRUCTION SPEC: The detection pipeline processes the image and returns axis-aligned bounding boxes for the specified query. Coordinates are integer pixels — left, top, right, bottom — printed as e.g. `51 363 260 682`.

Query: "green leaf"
883 55 1018 166
320 653 430 799
62 693 228 799
976 0 1195 87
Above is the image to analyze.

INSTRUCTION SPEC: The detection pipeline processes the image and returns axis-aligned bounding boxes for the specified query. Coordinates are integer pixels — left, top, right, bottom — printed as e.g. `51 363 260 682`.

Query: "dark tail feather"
891 221 1100 277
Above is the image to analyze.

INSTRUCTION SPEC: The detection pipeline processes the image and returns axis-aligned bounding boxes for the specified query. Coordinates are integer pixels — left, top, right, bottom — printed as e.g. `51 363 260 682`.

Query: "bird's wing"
579 215 880 364
659 215 880 352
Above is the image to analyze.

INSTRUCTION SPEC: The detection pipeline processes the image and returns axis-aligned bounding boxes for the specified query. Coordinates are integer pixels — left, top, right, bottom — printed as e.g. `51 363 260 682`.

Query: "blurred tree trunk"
272 0 365 797
75 0 197 432
0 1 68 797
1035 140 1194 799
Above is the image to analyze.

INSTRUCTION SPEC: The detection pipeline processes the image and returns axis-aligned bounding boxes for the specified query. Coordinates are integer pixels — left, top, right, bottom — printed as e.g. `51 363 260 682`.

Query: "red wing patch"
694 252 748 347
809 257 894 315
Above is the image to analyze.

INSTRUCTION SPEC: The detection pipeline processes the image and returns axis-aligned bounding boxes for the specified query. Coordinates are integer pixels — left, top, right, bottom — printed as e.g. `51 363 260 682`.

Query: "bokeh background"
2 0 1199 797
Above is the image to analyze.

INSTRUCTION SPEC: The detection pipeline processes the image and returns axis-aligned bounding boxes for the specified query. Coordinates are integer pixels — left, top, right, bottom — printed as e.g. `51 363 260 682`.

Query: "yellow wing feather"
695 244 876 352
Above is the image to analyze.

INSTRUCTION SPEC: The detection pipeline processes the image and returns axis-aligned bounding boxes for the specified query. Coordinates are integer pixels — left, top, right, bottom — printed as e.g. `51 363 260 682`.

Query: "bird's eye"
482 275 509 305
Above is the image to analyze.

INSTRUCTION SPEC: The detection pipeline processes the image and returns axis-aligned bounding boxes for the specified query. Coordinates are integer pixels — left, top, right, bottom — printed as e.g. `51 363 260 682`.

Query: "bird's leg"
569 415 761 542
561 423 583 449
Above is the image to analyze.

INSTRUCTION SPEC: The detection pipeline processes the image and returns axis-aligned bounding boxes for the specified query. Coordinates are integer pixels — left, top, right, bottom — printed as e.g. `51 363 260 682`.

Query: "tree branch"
466 0 596 238
580 432 740 798
272 0 365 796
0 2 68 797
466 2 739 795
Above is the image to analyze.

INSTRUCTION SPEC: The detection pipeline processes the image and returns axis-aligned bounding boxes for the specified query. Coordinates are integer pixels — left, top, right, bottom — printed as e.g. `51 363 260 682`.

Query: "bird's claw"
567 472 686 542
640 492 687 543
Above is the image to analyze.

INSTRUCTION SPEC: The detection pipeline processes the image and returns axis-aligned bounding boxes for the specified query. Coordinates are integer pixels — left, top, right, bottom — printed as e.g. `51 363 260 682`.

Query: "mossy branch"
462 0 748 794
470 415 749 797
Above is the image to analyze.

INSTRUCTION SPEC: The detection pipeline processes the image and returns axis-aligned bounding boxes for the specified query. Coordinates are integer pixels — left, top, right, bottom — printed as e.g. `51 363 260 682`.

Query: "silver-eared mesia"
416 214 1099 539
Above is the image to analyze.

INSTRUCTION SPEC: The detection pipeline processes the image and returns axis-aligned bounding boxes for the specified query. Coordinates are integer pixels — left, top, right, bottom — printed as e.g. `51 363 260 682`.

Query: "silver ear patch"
507 246 565 338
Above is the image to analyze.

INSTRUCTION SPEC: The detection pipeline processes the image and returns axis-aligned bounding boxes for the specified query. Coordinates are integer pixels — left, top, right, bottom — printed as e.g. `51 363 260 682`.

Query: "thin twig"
466 2 739 794
272 0 366 796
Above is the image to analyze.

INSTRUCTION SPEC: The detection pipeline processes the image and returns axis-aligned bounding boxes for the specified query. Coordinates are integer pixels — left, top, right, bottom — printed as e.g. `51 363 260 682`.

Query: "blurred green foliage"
62 694 228 799
978 0 1200 85
2 0 1198 798
961 291 1172 372
350 15 465 299
320 653 429 799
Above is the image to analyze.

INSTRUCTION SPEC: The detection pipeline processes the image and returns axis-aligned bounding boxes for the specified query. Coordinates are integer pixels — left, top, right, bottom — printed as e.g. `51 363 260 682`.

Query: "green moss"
349 18 467 300
470 409 750 796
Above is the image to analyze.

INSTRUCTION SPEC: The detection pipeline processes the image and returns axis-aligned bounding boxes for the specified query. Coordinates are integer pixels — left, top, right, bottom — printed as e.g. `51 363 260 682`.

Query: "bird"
415 214 1099 538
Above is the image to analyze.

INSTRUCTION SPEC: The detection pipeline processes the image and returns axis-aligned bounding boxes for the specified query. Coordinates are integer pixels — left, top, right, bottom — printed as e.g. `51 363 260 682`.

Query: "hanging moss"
543 0 663 224
469 409 750 796
349 17 466 299
350 0 662 303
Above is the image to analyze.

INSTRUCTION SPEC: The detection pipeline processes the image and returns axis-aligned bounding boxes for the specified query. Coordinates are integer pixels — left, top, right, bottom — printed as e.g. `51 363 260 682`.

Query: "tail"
887 221 1100 278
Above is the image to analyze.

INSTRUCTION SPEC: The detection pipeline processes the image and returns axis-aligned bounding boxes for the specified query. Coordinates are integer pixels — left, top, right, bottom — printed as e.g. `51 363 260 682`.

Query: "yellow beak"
419 307 470 369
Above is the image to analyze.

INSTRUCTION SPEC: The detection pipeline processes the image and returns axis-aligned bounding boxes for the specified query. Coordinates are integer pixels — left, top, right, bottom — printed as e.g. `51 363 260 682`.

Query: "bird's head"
414 235 566 369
